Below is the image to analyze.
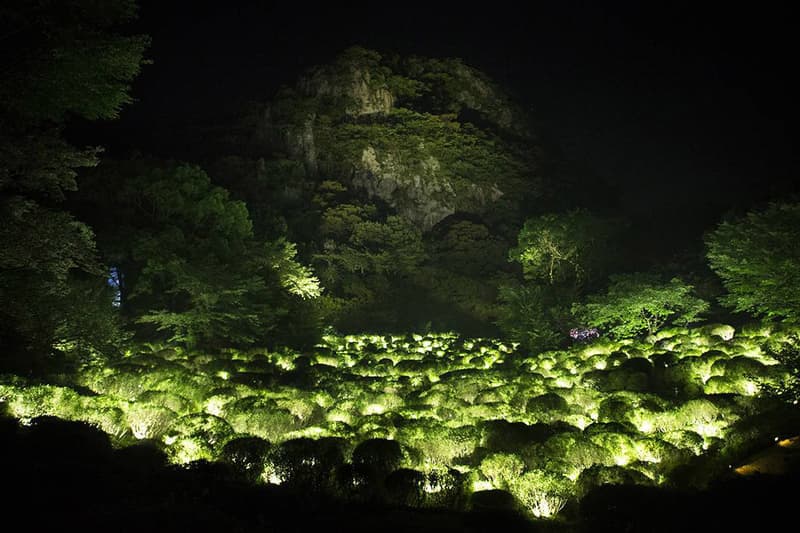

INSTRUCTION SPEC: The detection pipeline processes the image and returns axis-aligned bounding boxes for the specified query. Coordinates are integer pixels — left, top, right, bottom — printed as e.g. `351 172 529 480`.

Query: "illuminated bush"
703 375 744 395
587 431 638 467
576 465 652 497
126 403 177 440
223 396 300 441
699 324 736 341
535 432 608 479
4 385 82 420
633 437 688 470
201 387 241 416
163 413 234 463
277 396 325 425
597 397 634 424
397 421 480 466
135 389 195 415
720 356 766 380
479 453 525 490
659 430 705 455
80 364 147 399
526 392 569 420
510 469 572 518
78 404 129 440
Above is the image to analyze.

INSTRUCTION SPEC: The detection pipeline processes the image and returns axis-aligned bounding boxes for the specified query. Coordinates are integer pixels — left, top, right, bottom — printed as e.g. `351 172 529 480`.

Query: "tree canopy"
77 161 320 350
0 0 149 369
706 202 800 323
575 273 709 338
510 209 615 289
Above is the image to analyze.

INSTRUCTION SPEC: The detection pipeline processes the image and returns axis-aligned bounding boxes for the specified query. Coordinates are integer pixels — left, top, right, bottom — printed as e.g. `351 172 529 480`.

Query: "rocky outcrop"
253 47 537 230
299 66 394 117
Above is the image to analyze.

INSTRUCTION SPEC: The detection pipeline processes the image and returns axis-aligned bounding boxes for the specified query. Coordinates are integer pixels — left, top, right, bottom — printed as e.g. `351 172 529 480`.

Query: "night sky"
93 1 798 245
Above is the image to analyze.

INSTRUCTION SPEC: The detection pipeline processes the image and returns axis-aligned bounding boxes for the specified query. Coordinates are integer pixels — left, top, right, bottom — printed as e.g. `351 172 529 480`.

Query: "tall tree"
77 161 320 350
706 202 800 323
574 273 709 339
0 1 149 369
510 209 615 289
311 185 426 330
498 209 617 351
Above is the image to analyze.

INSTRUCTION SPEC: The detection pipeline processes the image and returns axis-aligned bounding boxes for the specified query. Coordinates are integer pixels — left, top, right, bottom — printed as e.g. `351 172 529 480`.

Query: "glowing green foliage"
0 328 791 522
576 274 709 338
78 161 320 350
126 403 177 440
511 209 615 287
707 203 800 322
479 453 525 490
510 469 572 518
223 397 300 441
163 414 233 463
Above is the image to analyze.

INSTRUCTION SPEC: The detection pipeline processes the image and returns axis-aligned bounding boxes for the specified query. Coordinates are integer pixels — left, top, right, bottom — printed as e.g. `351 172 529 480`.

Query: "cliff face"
253 47 538 230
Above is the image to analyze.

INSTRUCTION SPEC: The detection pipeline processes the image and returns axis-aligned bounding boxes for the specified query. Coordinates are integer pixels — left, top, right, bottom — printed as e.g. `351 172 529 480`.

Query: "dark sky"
99 1 798 243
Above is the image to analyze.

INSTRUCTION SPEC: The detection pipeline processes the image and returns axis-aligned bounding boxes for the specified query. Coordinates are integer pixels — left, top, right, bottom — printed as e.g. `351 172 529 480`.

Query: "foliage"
254 48 541 333
706 203 800 322
496 283 575 352
312 195 425 330
77 161 320 349
480 453 525 490
510 469 572 518
0 0 148 369
413 220 510 329
0 326 790 521
510 209 615 288
576 274 709 338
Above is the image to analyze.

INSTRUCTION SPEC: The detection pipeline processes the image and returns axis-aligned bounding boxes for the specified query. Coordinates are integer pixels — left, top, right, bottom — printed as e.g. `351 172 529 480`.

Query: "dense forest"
1 1 799 531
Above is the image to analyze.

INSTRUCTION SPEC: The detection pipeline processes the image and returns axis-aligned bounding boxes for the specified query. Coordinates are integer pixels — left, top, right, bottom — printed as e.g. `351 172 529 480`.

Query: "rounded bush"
352 438 404 479
220 436 273 483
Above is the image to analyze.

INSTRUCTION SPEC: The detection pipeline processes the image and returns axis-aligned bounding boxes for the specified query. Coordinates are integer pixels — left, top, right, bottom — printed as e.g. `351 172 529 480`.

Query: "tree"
496 283 575 352
498 210 616 351
312 193 426 330
510 209 615 289
0 0 149 369
706 202 800 322
575 274 709 339
77 161 320 350
414 219 511 331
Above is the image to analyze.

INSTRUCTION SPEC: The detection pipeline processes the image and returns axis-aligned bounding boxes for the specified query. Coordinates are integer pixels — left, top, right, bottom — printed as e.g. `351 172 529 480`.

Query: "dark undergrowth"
2 415 796 532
